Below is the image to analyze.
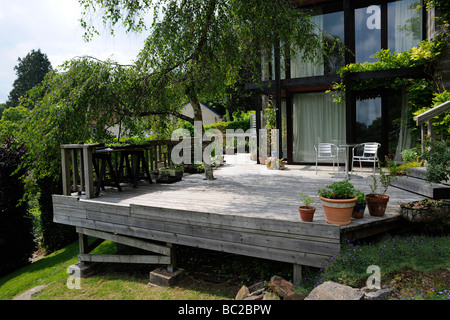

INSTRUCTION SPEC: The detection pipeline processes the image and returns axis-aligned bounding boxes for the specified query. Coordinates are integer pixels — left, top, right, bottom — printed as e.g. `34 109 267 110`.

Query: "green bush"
0 142 35 276
37 176 77 253
422 140 450 184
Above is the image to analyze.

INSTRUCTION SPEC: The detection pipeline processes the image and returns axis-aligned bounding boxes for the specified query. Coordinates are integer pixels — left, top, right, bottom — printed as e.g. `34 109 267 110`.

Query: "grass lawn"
1 232 449 300
0 239 239 300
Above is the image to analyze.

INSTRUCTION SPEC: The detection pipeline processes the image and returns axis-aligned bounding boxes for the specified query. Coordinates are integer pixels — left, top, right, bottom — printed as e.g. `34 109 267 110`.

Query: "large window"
355 5 382 63
290 9 344 78
355 0 423 63
292 92 345 162
388 0 422 53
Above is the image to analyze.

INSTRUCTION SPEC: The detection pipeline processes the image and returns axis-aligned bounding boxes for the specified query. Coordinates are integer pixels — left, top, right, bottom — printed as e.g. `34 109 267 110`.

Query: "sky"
0 0 150 103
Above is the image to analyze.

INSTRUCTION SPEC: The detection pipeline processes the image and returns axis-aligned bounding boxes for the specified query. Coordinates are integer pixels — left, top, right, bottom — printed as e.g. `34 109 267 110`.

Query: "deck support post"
293 264 302 286
166 243 176 272
79 233 89 257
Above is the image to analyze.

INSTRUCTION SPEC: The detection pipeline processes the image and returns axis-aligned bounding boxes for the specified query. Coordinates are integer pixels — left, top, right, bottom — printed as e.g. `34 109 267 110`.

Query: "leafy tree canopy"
0 106 30 142
6 49 52 108
18 0 335 183
78 0 328 118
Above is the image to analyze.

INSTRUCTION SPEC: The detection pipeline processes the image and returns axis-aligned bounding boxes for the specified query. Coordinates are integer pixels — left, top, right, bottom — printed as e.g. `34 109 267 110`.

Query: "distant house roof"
181 101 223 126
181 101 223 117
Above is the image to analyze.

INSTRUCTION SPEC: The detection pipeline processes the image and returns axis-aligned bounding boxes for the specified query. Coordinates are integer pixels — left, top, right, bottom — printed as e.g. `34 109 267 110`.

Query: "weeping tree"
77 0 332 179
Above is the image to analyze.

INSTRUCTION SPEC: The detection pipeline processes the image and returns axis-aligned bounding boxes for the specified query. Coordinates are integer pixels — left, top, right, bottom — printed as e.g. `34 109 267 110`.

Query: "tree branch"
139 110 194 124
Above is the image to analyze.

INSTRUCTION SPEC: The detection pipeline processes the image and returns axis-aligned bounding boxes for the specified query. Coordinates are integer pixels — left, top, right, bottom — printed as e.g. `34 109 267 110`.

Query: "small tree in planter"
365 165 397 217
298 193 316 222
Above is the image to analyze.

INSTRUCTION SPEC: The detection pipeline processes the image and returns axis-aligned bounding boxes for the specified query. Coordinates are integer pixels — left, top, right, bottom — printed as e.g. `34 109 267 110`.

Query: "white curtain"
391 0 422 52
290 14 324 78
394 90 414 161
292 93 346 162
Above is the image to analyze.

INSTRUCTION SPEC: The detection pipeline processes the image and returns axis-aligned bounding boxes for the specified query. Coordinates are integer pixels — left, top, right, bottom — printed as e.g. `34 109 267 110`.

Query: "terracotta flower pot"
352 202 366 219
365 194 389 217
319 196 358 225
299 206 316 222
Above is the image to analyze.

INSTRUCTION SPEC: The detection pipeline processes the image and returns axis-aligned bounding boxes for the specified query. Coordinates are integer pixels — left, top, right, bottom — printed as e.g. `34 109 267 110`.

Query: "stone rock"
361 286 394 300
267 275 295 299
244 294 264 300
305 281 364 300
284 292 307 300
248 281 266 293
235 285 250 300
263 292 281 300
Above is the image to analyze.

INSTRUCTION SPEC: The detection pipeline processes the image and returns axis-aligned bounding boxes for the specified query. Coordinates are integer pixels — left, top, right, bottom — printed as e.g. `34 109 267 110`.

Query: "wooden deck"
53 154 423 281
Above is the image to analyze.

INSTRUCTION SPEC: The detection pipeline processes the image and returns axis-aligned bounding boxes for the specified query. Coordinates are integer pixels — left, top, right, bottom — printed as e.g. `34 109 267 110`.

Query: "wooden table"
93 148 122 196
116 147 153 188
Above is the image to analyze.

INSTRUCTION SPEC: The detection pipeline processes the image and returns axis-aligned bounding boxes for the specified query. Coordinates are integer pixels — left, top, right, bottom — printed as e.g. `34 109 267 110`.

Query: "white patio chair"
315 143 338 175
351 142 381 174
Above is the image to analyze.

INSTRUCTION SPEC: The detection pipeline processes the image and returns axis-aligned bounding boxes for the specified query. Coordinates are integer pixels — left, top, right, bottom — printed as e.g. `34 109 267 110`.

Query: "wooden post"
83 145 94 199
167 243 176 273
71 149 78 194
79 149 85 193
79 233 89 255
421 123 426 154
61 147 71 196
293 264 302 286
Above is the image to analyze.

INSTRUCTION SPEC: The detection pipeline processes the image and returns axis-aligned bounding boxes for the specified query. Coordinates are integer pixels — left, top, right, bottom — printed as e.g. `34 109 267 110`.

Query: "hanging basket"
399 201 450 223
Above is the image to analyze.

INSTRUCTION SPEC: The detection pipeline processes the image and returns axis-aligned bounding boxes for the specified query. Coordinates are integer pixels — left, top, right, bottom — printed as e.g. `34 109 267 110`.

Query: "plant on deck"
299 193 315 208
317 180 356 199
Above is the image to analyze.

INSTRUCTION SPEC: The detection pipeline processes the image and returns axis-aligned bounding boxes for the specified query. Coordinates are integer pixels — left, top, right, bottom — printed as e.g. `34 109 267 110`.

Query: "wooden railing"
413 100 450 152
60 140 181 199
60 134 254 199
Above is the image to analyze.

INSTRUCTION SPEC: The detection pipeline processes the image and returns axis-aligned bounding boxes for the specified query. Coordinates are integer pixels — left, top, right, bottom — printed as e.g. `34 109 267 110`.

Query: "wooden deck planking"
53 194 341 267
52 154 424 269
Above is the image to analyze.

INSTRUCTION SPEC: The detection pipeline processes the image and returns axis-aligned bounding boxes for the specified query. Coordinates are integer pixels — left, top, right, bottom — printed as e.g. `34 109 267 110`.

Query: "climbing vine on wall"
327 37 448 139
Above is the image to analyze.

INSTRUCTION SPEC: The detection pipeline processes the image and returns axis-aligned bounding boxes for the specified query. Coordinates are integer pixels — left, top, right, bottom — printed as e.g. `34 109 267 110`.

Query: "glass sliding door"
292 92 345 162
355 98 382 144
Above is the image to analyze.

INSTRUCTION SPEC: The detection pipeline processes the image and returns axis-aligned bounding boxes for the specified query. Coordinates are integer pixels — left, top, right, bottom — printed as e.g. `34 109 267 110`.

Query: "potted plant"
298 193 316 222
399 198 450 223
266 157 276 169
278 158 287 170
168 166 184 177
317 180 358 225
352 190 366 219
365 165 396 217
156 167 183 183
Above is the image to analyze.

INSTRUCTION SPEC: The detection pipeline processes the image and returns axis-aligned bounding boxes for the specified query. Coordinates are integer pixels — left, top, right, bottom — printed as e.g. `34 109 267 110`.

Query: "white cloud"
0 0 149 103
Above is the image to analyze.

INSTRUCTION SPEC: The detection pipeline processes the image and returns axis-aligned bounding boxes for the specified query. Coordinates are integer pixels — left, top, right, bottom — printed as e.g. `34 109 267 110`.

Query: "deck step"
391 174 450 199
405 167 450 185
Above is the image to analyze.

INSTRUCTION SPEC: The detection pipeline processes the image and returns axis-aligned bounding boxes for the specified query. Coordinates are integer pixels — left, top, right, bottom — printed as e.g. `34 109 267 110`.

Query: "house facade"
250 0 434 164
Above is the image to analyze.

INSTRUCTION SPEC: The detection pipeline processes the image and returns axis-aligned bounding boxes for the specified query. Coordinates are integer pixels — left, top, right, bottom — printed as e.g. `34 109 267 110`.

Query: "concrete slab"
149 267 185 287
